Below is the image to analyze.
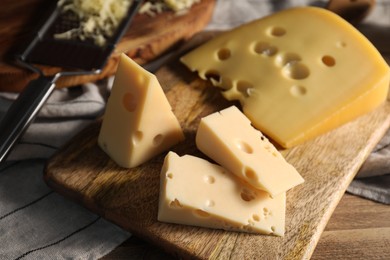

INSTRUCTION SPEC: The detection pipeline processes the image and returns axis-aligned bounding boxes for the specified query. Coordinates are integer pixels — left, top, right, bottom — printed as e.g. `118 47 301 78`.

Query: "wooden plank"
312 228 390 259
310 193 390 259
44 54 390 259
100 194 390 259
324 193 390 231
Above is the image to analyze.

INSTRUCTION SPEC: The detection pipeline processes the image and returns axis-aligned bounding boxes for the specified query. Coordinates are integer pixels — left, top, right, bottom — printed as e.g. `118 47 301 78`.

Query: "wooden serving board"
0 0 215 92
44 51 390 259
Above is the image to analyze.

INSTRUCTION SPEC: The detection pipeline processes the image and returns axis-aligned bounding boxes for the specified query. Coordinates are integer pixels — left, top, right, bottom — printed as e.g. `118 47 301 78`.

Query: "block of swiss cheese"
181 7 390 148
98 54 184 168
196 106 303 197
158 151 286 236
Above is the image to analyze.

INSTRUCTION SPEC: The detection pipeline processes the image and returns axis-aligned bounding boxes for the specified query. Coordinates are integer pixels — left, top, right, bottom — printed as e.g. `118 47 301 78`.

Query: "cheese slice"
181 7 390 148
196 106 303 197
98 54 184 168
158 152 286 236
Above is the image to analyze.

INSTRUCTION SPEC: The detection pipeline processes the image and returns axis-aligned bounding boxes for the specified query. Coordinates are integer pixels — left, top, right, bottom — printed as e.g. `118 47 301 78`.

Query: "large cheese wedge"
196 106 303 197
181 7 390 148
158 152 286 236
98 54 184 168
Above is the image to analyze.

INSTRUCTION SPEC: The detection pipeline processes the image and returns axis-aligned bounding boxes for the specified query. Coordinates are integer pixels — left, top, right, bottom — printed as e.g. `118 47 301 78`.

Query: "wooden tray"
0 0 215 92
44 52 390 258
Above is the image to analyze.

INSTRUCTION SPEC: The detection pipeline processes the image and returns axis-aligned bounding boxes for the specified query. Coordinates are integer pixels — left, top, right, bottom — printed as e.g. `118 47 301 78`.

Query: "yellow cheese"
196 106 303 197
158 152 286 236
181 7 390 148
98 54 184 168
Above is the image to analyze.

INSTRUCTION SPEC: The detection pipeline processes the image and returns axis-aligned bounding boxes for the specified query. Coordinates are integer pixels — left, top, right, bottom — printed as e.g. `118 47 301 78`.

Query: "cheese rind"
98 54 184 168
181 7 390 148
158 152 286 236
196 106 303 197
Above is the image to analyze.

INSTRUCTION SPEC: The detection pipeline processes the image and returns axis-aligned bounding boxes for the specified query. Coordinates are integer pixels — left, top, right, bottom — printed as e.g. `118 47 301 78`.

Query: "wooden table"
102 193 390 259
312 194 390 259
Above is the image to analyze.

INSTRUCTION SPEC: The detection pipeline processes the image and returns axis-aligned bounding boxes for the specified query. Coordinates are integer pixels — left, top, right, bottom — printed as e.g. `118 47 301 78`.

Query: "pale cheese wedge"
158 152 286 236
98 54 184 168
181 7 390 148
196 106 303 197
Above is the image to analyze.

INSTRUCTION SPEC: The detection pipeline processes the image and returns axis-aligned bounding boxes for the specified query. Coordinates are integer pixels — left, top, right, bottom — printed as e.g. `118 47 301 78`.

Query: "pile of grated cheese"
54 0 200 46
140 0 200 16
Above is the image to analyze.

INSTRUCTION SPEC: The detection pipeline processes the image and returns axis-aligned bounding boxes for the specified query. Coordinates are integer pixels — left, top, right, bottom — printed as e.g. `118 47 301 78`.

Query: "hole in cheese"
253 42 278 56
245 225 254 231
167 173 173 179
290 85 307 97
153 134 163 146
194 209 211 218
269 26 286 37
271 226 276 232
240 188 256 202
276 52 302 67
169 199 183 208
205 200 215 207
264 144 280 158
205 70 221 83
222 221 234 229
235 139 253 154
252 214 260 222
282 62 310 80
204 175 215 184
123 92 137 112
337 41 347 48
132 131 143 144
322 55 336 67
243 167 257 181
217 48 231 60
237 80 254 98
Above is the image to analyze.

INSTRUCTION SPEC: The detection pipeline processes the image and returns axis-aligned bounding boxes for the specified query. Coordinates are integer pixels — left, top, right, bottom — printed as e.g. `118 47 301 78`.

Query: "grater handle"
0 75 58 163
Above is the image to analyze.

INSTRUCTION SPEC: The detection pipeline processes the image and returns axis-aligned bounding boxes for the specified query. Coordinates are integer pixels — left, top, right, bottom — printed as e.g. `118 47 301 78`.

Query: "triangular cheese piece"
181 7 390 148
196 106 303 197
158 152 286 236
98 54 184 168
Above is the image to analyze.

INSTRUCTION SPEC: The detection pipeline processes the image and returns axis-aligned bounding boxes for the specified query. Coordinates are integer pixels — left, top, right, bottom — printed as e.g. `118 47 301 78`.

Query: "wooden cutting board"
0 0 215 92
44 46 390 258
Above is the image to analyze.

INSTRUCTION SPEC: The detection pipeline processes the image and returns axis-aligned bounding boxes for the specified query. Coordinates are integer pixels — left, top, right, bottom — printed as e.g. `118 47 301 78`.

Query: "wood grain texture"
100 193 390 259
314 228 390 260
312 193 390 260
0 0 215 92
44 54 390 259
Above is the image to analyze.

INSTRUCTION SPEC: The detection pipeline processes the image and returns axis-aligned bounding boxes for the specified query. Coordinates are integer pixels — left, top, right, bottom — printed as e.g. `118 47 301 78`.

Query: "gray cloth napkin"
0 81 132 260
0 1 389 259
347 134 390 204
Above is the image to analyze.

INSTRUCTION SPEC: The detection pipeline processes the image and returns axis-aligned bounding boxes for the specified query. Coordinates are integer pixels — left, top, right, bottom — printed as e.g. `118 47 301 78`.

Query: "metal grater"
0 0 143 163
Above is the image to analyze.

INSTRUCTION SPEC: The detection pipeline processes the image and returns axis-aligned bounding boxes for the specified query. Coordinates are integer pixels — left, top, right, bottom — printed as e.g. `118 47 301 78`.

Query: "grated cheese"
54 0 131 46
54 0 200 46
164 0 200 12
